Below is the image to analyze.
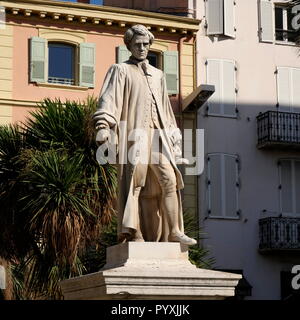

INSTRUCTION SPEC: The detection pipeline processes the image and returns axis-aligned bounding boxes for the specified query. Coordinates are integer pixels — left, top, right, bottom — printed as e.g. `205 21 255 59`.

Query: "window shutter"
208 154 222 216
224 0 235 38
295 161 300 214
206 59 222 115
30 37 47 83
163 51 179 95
259 0 274 42
280 160 293 214
117 45 131 63
222 60 237 116
291 68 300 110
206 0 224 35
277 67 292 111
206 59 236 116
79 43 95 88
224 154 239 217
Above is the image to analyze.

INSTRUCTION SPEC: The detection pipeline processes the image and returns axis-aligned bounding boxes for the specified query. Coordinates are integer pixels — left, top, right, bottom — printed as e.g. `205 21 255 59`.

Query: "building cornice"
1 0 200 35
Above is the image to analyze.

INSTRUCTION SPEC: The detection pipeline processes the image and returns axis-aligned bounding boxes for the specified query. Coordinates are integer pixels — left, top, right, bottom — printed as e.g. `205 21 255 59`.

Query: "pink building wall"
9 16 181 123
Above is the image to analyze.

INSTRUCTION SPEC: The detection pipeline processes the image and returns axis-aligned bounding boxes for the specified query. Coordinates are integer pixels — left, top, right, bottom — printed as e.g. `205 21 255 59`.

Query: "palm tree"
0 97 117 299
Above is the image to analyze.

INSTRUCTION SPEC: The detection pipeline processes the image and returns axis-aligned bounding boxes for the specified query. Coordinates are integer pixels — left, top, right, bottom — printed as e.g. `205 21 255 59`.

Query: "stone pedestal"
60 242 241 300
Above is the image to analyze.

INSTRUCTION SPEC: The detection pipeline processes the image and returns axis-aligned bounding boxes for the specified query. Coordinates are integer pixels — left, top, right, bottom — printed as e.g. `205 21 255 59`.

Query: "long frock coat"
94 58 185 241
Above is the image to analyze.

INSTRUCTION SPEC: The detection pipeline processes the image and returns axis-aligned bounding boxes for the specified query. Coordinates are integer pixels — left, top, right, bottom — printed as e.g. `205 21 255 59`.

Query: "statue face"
128 34 150 61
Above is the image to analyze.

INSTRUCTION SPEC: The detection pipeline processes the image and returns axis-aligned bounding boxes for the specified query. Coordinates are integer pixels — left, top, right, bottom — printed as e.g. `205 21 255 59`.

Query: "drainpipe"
179 35 185 113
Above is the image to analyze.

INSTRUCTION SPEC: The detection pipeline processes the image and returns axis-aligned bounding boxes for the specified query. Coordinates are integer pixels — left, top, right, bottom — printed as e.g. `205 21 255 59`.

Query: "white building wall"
195 0 300 300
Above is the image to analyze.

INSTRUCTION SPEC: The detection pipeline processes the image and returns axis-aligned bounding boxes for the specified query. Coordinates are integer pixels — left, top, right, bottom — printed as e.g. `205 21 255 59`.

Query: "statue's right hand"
96 128 111 145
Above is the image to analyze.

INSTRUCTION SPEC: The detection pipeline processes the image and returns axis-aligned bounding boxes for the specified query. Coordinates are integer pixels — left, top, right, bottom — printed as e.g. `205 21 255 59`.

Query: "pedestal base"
60 242 241 300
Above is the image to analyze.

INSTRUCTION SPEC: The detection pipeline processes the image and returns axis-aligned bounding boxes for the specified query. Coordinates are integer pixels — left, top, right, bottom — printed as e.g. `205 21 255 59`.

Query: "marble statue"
93 24 197 246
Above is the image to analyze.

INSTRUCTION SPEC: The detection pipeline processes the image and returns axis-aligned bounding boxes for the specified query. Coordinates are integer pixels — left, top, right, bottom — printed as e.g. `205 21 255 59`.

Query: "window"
147 51 162 69
206 59 237 117
207 153 240 218
48 42 75 85
259 0 300 43
277 67 300 111
117 45 179 95
205 0 236 38
90 0 103 4
279 159 300 215
275 5 298 42
30 37 95 88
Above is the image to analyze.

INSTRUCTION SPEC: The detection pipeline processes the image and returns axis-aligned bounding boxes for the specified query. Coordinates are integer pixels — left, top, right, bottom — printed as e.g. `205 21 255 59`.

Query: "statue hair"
124 25 154 50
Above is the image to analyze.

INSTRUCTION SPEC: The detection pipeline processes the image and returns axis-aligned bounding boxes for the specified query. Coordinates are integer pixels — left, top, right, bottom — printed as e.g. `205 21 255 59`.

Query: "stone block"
60 242 241 300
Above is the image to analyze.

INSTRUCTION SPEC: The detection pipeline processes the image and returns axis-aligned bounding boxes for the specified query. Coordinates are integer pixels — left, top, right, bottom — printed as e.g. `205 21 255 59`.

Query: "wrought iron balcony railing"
259 217 300 252
257 111 300 149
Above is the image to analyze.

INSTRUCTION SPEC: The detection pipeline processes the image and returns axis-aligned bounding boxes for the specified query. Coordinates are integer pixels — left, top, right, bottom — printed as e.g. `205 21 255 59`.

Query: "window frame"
274 4 298 44
207 153 240 219
47 41 77 86
30 36 95 88
259 0 299 45
147 50 163 70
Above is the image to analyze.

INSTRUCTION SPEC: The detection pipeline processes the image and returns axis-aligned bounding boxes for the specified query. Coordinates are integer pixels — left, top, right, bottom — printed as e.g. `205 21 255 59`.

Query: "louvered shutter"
163 51 179 95
30 37 47 83
207 59 236 116
292 68 300 110
280 160 293 214
208 154 222 216
277 67 292 111
259 0 274 42
117 45 131 63
207 0 224 35
223 60 237 116
79 43 95 88
224 0 235 38
207 59 222 115
224 155 239 217
295 161 300 214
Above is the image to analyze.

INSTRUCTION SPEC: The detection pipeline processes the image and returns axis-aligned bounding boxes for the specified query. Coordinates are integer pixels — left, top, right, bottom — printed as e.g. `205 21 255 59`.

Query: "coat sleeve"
161 73 182 145
93 64 126 130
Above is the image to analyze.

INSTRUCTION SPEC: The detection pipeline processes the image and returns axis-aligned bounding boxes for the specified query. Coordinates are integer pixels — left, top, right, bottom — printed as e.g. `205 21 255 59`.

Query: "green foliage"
0 97 117 299
183 211 215 269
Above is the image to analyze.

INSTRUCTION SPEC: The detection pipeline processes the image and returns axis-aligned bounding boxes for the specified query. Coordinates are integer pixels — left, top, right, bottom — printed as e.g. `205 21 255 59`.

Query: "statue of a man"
93 24 196 246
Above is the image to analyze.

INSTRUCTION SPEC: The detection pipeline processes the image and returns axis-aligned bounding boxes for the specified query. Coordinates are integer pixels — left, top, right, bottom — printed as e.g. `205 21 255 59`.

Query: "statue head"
124 25 155 61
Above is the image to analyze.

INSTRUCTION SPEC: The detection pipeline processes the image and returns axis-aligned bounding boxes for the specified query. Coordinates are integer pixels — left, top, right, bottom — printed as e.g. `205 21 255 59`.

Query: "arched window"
48 42 75 85
30 37 95 88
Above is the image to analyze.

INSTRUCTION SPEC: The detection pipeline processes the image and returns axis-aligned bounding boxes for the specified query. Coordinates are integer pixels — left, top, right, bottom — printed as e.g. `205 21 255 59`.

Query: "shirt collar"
129 56 152 76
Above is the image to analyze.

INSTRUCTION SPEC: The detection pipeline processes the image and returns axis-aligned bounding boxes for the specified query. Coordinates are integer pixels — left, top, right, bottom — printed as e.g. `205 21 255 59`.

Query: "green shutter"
163 51 179 95
79 43 95 88
30 37 47 83
117 45 131 63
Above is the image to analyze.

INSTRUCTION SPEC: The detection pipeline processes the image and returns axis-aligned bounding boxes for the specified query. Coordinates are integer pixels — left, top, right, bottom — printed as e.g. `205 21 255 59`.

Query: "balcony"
259 217 300 252
257 111 300 149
